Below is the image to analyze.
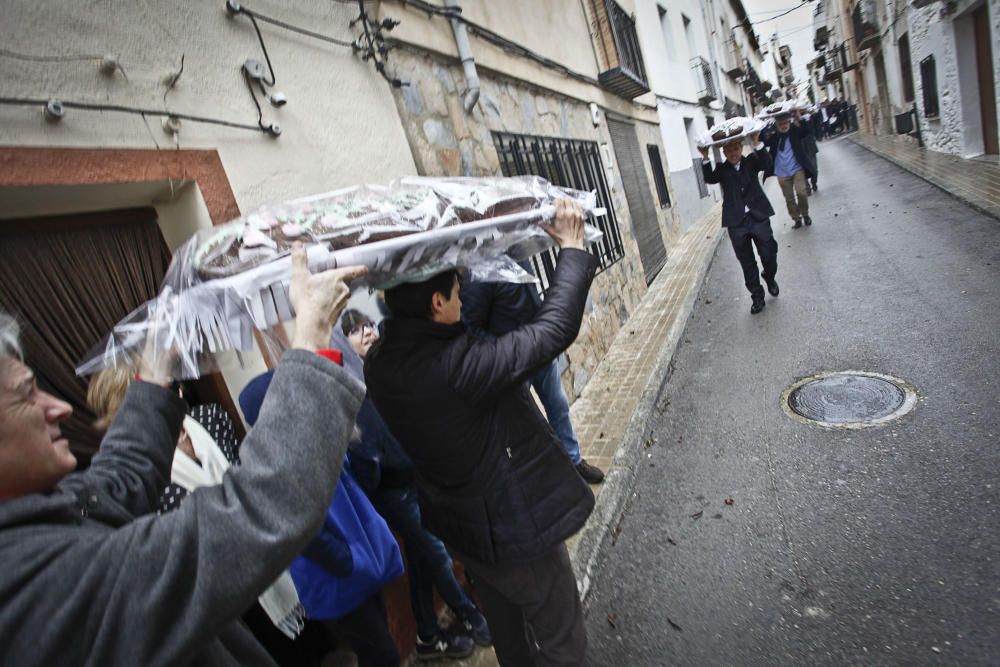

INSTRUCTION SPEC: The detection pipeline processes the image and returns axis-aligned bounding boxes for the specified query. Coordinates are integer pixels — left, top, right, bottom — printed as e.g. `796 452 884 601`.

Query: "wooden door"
974 4 999 154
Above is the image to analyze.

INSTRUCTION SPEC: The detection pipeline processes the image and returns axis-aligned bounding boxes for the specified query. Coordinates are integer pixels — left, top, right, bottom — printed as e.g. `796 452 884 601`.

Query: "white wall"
0 0 418 209
908 0 1000 156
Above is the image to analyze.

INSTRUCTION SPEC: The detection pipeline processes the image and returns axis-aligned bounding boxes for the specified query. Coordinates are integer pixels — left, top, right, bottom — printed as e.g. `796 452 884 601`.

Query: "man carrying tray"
764 108 818 229
699 123 779 315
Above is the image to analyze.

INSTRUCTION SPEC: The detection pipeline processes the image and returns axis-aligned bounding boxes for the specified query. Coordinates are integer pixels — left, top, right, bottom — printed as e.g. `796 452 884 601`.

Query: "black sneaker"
576 459 605 484
416 632 475 661
803 215 812 226
459 608 492 647
750 295 766 314
792 218 803 229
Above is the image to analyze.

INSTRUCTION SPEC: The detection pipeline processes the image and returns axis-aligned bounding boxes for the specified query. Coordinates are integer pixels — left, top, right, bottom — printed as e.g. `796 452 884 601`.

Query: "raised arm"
24 247 370 665
445 200 593 403
699 145 722 184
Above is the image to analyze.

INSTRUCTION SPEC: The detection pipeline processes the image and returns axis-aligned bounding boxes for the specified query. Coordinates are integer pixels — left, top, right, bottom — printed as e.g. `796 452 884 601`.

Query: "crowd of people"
0 200 600 666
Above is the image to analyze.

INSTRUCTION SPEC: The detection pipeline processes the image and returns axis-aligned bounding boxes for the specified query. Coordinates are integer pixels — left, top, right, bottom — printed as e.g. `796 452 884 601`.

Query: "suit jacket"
702 147 775 228
764 123 817 180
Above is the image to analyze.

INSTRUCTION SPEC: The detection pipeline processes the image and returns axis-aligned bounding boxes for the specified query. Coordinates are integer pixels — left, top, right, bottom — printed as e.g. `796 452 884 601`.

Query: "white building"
820 0 1000 157
635 0 771 231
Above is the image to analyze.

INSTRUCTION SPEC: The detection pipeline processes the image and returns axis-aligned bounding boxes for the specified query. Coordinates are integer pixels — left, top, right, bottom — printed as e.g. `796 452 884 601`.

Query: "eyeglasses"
349 321 377 337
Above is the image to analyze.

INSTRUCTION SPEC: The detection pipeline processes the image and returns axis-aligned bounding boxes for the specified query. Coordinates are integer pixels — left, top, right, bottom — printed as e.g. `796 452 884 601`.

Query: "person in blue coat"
240 369 404 667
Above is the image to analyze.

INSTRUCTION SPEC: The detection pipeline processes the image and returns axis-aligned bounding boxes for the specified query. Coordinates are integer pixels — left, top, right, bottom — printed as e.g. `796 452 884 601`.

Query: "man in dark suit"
700 132 778 314
764 110 818 229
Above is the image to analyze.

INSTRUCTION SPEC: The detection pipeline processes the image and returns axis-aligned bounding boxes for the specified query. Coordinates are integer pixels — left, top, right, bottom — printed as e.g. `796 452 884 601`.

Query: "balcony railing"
824 43 846 79
592 0 650 99
690 56 717 105
853 0 879 51
814 25 829 51
721 39 745 78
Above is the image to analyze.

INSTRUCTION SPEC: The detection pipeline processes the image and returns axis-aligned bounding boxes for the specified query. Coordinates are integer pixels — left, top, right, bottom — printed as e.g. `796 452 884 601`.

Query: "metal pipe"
443 0 480 112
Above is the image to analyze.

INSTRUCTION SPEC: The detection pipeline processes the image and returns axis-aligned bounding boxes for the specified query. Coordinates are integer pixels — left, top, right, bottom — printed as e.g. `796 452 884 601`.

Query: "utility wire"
230 3 356 48
0 97 274 134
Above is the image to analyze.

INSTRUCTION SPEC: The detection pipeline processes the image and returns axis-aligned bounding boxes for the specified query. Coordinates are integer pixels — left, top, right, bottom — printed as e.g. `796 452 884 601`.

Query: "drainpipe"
444 0 480 112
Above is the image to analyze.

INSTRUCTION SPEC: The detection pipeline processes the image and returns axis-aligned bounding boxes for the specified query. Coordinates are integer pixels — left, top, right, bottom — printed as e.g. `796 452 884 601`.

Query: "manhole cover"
782 371 917 428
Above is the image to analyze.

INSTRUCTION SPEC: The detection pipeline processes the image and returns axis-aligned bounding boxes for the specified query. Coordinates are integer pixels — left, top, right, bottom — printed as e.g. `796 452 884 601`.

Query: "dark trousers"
728 216 778 299
455 544 586 667
319 593 400 667
368 484 475 639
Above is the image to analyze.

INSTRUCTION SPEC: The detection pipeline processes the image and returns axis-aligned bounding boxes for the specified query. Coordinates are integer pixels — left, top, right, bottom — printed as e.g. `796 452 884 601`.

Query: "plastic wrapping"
756 99 813 120
77 176 604 380
696 116 769 149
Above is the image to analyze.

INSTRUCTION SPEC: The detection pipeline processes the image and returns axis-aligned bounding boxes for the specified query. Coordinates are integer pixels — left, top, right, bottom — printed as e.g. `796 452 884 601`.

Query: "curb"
847 135 1000 222
569 217 725 604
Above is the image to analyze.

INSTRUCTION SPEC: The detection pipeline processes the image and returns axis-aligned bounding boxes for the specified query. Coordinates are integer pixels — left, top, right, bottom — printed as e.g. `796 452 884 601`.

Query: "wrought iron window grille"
492 131 626 292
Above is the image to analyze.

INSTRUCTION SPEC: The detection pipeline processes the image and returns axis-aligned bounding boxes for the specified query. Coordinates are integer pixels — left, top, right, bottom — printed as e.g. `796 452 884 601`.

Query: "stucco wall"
382 0 660 125
386 46 674 399
909 0 1000 156
656 101 718 230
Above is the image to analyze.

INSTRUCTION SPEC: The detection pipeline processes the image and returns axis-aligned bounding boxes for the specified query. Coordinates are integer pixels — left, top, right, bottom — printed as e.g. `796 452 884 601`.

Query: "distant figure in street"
802 113 820 194
764 110 817 229
460 274 605 485
365 200 597 666
814 106 827 142
700 132 779 315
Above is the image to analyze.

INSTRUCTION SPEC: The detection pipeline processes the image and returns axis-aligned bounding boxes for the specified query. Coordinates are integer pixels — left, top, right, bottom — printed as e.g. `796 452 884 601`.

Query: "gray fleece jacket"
0 350 364 666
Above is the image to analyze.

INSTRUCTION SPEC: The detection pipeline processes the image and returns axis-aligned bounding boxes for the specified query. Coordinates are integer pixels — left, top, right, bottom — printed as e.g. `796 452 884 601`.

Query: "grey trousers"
456 543 586 667
776 169 809 220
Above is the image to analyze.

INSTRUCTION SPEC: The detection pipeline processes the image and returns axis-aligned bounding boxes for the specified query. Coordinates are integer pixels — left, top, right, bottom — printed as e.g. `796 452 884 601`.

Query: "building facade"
814 0 1000 157
634 0 771 231
0 0 684 432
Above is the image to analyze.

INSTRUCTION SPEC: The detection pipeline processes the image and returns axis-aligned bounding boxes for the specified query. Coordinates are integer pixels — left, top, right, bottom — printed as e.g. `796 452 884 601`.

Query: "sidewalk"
849 132 1000 220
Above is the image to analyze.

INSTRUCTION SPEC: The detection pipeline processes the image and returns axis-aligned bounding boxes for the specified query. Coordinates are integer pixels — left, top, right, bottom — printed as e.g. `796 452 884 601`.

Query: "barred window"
920 55 939 119
492 131 626 292
646 144 671 208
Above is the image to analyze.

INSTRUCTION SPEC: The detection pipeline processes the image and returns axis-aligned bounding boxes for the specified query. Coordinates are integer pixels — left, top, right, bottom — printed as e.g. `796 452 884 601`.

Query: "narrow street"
583 138 1000 665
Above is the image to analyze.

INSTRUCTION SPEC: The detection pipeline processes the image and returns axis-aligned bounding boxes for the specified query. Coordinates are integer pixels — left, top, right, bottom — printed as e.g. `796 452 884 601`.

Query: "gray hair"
0 311 22 360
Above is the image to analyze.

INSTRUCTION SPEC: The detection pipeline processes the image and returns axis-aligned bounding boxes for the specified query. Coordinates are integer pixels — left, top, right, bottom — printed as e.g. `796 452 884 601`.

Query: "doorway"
973 3 998 154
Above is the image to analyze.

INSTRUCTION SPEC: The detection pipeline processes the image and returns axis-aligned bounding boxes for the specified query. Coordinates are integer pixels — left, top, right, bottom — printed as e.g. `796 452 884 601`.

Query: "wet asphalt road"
583 137 1000 666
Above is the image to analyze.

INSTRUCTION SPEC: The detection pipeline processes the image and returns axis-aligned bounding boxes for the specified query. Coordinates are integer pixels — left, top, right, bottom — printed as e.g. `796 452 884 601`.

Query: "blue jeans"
368 485 475 639
531 360 582 465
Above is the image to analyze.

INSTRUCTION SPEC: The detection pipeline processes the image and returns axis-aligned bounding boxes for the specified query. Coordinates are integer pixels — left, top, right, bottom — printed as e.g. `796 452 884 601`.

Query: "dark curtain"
0 208 170 463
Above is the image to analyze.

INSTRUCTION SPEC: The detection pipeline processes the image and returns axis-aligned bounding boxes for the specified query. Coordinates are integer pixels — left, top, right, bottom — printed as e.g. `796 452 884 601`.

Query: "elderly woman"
0 246 367 666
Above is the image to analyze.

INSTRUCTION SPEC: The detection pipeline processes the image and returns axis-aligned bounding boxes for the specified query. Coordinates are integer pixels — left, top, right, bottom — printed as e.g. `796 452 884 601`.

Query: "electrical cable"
0 97 272 134
242 68 266 130
0 48 104 62
246 12 278 85
231 3 356 48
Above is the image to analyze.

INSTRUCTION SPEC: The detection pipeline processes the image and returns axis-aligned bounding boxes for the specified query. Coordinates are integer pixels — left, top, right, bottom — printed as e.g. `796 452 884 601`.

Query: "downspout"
443 0 480 112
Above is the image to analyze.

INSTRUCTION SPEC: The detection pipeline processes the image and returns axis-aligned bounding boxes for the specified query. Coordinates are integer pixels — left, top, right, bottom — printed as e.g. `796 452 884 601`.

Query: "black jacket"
460 278 541 338
764 123 817 180
365 249 597 564
702 147 775 228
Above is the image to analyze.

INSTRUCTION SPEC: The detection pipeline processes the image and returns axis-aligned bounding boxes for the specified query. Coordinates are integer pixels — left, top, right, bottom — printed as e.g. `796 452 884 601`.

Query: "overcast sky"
741 0 819 87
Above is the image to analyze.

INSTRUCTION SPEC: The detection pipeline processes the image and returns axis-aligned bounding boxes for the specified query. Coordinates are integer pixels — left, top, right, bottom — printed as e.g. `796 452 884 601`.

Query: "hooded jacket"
365 249 597 564
0 350 362 666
